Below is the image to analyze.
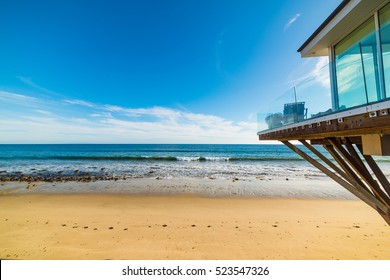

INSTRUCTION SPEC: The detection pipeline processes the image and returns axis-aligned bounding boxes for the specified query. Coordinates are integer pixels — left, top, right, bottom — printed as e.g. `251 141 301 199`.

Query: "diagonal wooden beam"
327 138 390 208
324 144 372 195
304 140 379 202
343 137 390 203
342 137 367 171
356 144 390 198
281 140 388 214
299 140 348 179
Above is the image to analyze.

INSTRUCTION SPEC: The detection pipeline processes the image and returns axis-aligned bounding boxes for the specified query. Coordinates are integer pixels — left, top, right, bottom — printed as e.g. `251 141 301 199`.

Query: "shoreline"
0 192 389 260
0 177 356 199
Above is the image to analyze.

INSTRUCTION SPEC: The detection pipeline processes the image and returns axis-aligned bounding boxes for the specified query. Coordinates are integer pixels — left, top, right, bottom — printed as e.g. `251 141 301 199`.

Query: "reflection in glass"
380 2 390 98
335 17 379 109
258 61 331 131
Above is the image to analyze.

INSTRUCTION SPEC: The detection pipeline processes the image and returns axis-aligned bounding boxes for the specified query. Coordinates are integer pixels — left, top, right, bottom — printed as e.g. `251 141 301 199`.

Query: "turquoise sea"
0 144 389 181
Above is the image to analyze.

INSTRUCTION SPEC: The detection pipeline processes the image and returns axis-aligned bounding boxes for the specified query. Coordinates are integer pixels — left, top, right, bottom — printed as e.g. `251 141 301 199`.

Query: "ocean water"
0 144 389 181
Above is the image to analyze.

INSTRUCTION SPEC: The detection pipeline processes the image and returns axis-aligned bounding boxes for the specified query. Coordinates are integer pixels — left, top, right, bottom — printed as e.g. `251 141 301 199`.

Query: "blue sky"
0 0 341 144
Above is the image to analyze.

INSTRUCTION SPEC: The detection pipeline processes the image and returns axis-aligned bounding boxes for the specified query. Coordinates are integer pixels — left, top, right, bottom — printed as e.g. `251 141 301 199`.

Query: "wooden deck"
258 107 390 141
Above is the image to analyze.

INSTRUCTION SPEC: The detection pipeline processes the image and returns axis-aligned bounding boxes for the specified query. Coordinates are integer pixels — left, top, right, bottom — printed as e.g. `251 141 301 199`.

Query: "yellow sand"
0 194 389 260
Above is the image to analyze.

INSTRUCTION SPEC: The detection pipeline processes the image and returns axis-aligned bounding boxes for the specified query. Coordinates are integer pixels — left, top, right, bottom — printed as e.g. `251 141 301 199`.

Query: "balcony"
257 60 332 133
257 58 390 141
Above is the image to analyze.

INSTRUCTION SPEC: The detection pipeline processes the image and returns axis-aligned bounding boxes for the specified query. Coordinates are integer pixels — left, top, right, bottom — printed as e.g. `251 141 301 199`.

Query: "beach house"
258 0 390 225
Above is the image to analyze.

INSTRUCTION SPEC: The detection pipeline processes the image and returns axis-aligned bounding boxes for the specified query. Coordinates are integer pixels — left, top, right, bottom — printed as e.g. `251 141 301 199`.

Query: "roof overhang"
298 0 389 57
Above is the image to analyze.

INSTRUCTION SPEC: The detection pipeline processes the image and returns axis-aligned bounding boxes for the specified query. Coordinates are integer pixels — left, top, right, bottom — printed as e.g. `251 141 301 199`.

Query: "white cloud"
0 91 258 144
312 56 330 88
63 99 95 107
0 91 38 102
284 13 301 31
286 57 330 90
90 112 112 118
34 109 53 115
17 76 63 97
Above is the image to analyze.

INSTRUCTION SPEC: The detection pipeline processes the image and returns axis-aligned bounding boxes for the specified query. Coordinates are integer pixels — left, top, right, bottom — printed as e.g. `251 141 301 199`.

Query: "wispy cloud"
18 76 63 97
0 91 258 144
34 109 53 115
285 57 329 88
63 99 95 108
284 13 301 31
0 91 38 102
311 56 330 88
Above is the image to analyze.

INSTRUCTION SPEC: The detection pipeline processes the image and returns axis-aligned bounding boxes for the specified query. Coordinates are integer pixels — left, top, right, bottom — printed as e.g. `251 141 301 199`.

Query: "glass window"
380 2 390 98
335 17 379 109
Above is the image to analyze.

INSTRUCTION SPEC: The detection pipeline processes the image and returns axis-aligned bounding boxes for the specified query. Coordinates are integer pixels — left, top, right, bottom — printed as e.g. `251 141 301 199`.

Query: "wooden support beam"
343 138 390 202
327 139 375 193
258 106 390 225
323 145 369 194
356 144 390 197
301 140 376 203
299 140 348 180
327 138 390 208
281 141 388 214
343 138 367 171
324 144 371 195
344 138 390 205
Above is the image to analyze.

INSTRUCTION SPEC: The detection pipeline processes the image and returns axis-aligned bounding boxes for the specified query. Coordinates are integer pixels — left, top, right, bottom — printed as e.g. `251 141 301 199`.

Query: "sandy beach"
0 179 389 260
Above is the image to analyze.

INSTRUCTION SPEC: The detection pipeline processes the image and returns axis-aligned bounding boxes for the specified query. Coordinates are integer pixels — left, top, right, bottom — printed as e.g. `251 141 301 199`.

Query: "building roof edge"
297 0 352 53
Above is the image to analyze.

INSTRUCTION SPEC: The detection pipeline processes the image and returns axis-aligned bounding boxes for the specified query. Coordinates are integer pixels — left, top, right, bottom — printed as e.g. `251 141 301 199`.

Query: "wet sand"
0 192 389 260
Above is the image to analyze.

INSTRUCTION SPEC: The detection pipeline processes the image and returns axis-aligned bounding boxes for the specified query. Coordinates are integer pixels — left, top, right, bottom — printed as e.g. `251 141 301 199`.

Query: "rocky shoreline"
0 170 152 183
